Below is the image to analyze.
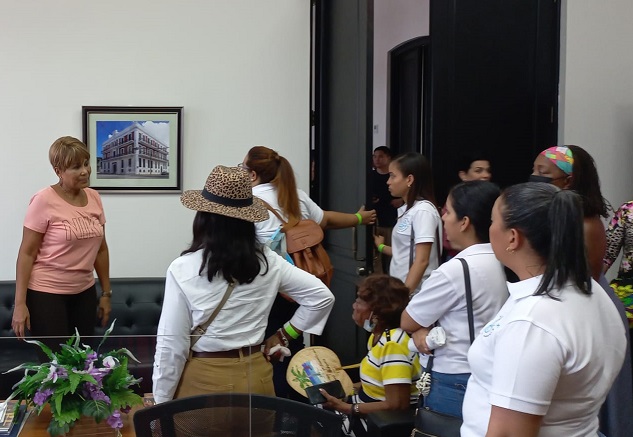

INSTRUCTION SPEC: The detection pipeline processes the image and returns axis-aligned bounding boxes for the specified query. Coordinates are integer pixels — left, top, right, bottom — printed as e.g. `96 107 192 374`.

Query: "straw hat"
180 165 268 222
286 346 355 397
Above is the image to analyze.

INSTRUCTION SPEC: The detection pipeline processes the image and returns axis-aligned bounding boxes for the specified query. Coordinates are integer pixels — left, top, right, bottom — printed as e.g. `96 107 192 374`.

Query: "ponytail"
537 189 591 296
271 155 301 225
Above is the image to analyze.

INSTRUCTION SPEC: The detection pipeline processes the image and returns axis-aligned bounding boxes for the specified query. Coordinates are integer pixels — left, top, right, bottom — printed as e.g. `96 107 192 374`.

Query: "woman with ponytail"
241 146 376 399
461 183 626 437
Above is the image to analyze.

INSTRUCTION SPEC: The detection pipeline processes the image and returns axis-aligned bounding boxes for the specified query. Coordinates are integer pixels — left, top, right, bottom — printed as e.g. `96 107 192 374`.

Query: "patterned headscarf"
540 146 574 175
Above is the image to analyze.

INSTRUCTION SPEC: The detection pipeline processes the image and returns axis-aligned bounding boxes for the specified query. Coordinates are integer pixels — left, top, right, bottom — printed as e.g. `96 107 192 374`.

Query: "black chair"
133 393 343 437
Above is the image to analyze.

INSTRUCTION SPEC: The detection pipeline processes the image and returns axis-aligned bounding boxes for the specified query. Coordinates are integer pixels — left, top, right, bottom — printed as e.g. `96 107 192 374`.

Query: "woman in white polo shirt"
373 152 442 296
401 181 509 419
461 183 626 437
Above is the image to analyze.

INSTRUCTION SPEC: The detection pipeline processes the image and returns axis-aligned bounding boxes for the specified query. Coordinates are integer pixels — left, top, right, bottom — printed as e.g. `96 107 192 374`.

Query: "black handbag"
411 258 474 437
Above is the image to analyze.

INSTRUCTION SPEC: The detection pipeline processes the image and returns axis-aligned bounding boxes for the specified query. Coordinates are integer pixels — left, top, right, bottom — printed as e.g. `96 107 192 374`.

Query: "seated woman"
320 275 420 436
461 183 626 437
401 181 509 419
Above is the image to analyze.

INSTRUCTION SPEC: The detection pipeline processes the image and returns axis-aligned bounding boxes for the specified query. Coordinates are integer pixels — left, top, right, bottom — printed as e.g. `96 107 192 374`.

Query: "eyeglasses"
237 163 250 172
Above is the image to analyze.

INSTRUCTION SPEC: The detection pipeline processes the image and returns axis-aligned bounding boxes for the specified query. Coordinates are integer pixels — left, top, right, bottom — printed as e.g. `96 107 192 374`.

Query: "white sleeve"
152 268 192 404
412 204 439 245
405 269 460 327
489 320 564 415
274 257 334 335
298 189 324 224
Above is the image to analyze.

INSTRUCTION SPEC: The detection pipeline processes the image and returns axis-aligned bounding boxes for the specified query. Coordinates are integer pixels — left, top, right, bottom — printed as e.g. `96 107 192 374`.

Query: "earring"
505 247 515 254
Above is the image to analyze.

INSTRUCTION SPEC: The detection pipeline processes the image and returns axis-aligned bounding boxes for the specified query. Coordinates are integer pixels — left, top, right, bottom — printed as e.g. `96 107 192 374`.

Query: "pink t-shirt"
24 186 106 294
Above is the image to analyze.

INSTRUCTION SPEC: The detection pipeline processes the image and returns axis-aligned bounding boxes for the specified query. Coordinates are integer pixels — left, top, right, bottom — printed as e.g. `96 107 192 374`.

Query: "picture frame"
82 106 183 193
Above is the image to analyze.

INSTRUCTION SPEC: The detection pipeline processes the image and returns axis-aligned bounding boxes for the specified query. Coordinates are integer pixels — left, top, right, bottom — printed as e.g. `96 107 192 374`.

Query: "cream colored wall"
0 0 310 280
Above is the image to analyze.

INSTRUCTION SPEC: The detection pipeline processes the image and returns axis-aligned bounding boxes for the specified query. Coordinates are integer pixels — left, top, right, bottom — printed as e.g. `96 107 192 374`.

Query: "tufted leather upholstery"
0 278 165 398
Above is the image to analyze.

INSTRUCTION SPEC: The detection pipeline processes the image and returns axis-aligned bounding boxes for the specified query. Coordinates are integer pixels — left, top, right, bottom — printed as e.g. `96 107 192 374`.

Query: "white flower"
102 356 119 369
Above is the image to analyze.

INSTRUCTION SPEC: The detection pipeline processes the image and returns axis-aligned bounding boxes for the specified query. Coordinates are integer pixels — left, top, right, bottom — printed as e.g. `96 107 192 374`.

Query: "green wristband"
283 322 301 340
377 243 386 253
355 212 362 225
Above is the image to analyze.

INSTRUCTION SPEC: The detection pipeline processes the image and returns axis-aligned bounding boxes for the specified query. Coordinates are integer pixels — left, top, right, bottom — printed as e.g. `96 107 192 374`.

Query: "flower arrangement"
5 320 143 436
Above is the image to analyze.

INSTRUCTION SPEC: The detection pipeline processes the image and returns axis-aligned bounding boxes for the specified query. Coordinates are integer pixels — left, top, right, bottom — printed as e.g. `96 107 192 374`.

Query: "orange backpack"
263 203 334 287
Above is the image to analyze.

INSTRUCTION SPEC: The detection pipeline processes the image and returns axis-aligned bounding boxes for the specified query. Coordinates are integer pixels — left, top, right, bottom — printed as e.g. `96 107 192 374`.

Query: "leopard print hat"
180 165 268 222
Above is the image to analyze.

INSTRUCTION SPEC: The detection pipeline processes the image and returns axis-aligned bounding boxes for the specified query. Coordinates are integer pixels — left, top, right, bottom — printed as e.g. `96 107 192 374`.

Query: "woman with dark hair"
152 166 334 406
401 181 508 419
241 145 375 399
461 183 626 437
320 275 421 436
373 152 442 296
529 145 609 280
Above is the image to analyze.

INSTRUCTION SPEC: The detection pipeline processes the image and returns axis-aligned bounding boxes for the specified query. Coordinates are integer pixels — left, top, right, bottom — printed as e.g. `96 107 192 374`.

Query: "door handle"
352 226 366 262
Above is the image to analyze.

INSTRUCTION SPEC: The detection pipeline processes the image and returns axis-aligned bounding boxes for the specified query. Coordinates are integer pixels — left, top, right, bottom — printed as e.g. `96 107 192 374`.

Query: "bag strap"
190 281 236 348
260 198 300 230
457 258 475 344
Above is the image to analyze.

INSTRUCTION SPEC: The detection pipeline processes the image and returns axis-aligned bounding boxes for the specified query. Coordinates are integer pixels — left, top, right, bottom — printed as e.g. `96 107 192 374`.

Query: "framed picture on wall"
82 106 183 193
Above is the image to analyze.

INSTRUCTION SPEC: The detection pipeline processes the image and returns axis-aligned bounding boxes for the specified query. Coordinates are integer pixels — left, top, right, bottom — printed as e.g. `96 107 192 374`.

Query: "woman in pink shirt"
12 136 112 354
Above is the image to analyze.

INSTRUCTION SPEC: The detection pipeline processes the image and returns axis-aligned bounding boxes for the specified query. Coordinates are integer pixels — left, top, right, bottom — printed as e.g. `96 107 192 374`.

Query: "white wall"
373 0 429 148
559 0 633 212
0 0 310 280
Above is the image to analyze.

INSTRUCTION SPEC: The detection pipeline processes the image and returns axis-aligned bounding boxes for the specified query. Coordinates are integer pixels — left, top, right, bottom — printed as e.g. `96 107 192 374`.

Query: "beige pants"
172 351 275 437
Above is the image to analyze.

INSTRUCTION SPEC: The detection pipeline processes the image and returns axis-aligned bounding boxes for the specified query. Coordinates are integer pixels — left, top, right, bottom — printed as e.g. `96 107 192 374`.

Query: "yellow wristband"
377 244 386 253
355 212 362 225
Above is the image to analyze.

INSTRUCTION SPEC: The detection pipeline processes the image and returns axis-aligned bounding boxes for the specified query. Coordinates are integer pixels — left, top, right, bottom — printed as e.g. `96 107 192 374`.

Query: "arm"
320 206 376 229
485 406 542 437
400 311 432 354
603 205 626 273
94 229 112 327
405 243 432 293
13 227 44 339
373 234 393 256
583 216 607 281
152 269 191 403
321 383 412 414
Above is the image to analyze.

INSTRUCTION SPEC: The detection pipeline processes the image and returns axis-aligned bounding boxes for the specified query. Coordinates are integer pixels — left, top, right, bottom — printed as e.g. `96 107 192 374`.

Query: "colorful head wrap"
540 146 574 175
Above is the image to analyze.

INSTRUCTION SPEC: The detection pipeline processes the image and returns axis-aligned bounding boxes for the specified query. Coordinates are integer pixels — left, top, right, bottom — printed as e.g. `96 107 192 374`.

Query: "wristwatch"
101 289 113 298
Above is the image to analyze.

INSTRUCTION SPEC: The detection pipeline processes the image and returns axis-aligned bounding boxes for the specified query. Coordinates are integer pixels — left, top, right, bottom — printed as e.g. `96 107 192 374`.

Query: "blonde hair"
49 136 90 172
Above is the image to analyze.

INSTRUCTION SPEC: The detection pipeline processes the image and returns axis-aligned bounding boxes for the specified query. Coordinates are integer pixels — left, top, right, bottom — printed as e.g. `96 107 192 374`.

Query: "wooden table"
19 405 138 436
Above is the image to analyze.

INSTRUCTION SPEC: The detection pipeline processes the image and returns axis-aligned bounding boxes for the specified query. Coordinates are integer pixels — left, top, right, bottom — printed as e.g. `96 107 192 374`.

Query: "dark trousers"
26 285 97 360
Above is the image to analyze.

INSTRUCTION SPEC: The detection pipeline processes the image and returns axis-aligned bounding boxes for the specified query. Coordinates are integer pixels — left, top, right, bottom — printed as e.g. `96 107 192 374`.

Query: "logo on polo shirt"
482 314 502 337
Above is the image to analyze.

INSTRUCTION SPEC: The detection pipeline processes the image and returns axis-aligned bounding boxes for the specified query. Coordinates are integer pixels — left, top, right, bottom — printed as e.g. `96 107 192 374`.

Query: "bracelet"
283 322 300 340
350 403 356 416
355 212 362 225
276 328 290 348
101 289 112 298
377 243 385 253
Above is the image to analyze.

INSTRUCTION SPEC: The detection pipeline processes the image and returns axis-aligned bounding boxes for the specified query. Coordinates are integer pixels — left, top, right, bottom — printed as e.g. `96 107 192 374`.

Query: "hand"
412 327 432 355
263 332 283 363
357 206 377 225
12 303 31 340
97 296 112 327
373 234 385 248
319 388 349 413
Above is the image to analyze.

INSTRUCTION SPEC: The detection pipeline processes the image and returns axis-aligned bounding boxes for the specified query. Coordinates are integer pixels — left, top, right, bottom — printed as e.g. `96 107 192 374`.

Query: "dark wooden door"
429 0 560 203
313 0 374 367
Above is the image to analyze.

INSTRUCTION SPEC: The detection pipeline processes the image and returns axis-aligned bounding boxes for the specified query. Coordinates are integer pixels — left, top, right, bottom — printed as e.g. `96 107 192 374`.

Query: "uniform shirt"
252 183 324 243
23 186 105 294
462 276 626 437
389 200 442 295
405 243 508 374
152 246 335 403
360 328 421 403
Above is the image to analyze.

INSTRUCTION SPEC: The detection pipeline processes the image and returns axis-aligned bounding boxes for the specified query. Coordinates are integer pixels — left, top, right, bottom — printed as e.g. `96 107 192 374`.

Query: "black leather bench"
0 278 164 398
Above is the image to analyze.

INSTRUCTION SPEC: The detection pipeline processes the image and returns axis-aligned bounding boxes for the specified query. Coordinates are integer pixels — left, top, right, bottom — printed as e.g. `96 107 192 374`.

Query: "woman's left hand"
97 296 111 327
319 388 349 413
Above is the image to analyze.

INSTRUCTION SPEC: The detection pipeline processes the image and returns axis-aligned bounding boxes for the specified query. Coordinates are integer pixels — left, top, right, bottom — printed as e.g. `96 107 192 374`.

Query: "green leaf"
109 389 143 410
97 319 117 351
68 371 82 394
81 400 112 422
23 339 55 360
47 419 70 437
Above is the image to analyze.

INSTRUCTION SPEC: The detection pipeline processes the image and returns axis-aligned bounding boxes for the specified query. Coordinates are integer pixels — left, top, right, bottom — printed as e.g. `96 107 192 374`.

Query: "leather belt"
192 344 263 359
